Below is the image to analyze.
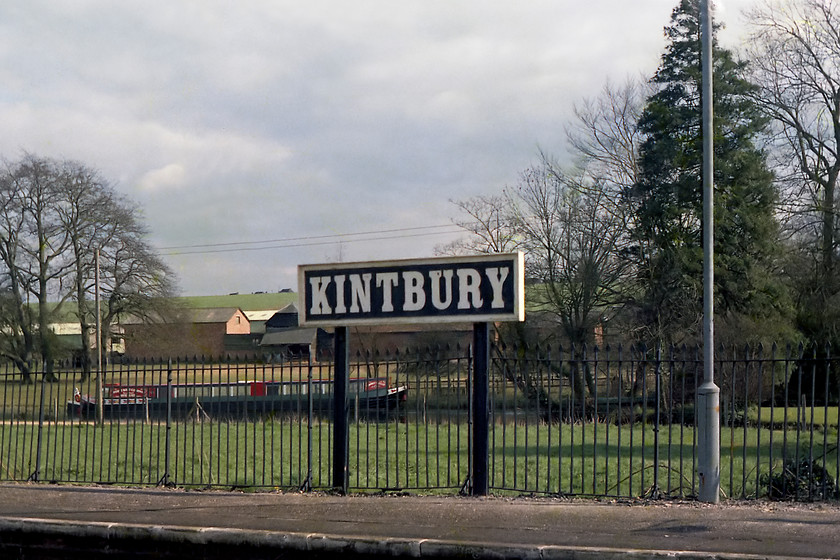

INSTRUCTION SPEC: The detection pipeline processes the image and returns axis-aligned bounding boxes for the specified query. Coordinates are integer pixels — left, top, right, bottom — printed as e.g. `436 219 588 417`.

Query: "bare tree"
564 79 650 343
444 79 647 266
59 162 121 379
512 162 629 350
0 171 36 381
98 208 178 366
745 0 840 341
445 82 642 405
0 154 178 381
61 167 178 373
566 77 651 194
436 194 519 256
444 157 632 408
14 156 76 381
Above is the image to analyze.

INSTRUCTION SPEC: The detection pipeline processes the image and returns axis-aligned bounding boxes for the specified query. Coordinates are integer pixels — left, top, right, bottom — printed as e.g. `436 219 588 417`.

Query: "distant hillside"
172 292 298 311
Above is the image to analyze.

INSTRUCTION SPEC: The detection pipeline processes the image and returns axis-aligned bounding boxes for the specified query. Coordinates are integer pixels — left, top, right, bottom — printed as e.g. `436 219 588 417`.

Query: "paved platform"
0 483 839 558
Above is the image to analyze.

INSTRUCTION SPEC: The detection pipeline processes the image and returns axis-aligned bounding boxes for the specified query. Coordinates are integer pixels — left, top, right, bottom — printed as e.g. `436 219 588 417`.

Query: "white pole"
698 0 720 503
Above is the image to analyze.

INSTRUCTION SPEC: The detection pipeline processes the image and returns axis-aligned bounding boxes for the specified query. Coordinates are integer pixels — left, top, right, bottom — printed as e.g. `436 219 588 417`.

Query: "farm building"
122 307 255 360
264 303 300 330
243 309 279 335
258 303 472 361
259 303 333 361
49 322 126 363
116 292 481 362
349 323 472 356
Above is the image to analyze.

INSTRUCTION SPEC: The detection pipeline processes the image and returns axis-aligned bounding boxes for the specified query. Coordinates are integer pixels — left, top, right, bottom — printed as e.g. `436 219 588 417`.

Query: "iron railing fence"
0 344 836 501
489 344 700 498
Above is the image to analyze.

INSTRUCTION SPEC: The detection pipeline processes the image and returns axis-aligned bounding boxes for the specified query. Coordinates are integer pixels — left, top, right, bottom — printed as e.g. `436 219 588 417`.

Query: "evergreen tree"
630 0 787 345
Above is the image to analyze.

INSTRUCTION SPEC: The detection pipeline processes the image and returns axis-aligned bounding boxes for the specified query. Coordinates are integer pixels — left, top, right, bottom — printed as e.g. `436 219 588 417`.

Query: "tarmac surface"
0 483 839 559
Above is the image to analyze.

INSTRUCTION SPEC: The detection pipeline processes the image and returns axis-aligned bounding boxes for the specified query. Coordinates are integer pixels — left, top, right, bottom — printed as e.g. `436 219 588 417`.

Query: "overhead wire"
158 223 466 256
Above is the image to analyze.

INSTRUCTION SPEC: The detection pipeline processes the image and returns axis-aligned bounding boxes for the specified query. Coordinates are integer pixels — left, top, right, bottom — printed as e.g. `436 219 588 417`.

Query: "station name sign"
298 253 524 326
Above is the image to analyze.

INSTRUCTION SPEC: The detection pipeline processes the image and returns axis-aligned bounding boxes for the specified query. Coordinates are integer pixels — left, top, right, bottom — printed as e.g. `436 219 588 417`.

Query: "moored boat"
67 377 408 420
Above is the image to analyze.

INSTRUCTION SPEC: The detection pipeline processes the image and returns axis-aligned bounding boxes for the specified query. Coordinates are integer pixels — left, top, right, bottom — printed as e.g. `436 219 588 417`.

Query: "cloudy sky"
0 0 753 296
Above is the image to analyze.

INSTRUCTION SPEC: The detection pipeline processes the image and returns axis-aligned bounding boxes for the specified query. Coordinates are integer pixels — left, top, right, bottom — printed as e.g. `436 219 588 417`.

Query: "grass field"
1 417 837 500
2 358 839 501
749 405 840 428
172 292 298 311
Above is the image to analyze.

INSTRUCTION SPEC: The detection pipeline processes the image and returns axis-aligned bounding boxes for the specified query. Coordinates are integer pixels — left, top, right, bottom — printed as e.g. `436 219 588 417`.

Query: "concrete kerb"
0 516 819 560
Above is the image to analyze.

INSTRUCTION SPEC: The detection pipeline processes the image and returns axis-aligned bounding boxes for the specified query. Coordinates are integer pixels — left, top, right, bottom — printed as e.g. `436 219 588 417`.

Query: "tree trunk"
11 356 33 384
79 321 92 380
38 278 58 383
822 175 836 295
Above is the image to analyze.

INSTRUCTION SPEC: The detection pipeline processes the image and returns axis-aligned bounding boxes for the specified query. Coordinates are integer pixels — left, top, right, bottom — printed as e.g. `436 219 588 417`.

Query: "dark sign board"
298 253 524 326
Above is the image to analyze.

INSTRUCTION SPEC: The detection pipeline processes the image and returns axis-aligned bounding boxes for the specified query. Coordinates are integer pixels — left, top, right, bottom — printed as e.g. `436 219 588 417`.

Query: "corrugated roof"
243 310 279 322
260 328 317 346
122 307 248 325
188 307 245 324
277 302 298 314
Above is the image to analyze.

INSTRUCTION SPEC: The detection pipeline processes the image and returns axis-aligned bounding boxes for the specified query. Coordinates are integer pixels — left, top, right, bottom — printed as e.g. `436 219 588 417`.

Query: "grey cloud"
0 0 754 295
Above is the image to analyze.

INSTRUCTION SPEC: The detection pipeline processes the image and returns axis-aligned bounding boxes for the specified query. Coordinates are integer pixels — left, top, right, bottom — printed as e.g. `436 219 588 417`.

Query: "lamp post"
697 0 720 504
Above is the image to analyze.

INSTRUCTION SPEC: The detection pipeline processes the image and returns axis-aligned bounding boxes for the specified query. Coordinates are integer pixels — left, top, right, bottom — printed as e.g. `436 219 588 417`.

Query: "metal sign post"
332 326 350 494
299 253 525 496
471 322 490 496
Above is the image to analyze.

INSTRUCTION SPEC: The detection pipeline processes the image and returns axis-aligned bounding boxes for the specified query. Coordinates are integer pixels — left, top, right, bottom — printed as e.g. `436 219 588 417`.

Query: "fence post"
651 345 662 498
301 353 313 492
29 365 46 482
333 326 350 494
471 322 490 496
159 359 172 487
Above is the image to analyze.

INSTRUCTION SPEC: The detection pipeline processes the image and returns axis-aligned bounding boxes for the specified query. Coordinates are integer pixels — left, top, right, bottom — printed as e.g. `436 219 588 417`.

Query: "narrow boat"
67 377 408 420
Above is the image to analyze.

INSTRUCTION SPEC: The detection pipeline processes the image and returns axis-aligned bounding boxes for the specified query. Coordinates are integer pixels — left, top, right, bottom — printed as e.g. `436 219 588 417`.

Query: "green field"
173 292 298 310
3 357 839 500
2 418 836 500
749 405 840 428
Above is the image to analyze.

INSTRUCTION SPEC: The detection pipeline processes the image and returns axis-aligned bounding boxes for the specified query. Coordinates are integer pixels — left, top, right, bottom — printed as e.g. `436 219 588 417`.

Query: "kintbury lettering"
307 266 512 318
